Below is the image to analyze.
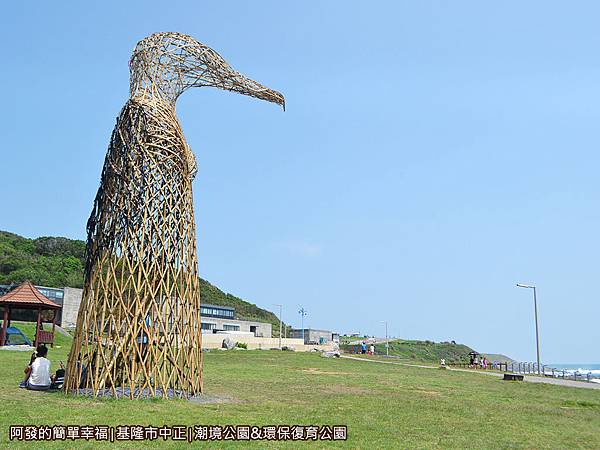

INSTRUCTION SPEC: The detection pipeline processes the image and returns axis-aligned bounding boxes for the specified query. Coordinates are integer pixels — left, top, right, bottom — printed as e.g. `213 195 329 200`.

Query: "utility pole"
381 321 389 357
298 307 307 343
516 283 541 375
275 304 283 349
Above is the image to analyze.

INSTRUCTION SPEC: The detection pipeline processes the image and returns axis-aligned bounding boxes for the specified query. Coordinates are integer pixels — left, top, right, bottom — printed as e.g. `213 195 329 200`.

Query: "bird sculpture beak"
210 70 285 111
187 45 285 110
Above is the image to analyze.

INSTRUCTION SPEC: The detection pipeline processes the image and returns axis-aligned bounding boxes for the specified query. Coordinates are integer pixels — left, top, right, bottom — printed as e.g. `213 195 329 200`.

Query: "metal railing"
448 362 594 383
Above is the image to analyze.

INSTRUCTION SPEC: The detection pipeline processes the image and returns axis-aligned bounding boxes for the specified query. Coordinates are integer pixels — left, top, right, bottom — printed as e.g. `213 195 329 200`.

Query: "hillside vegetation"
381 339 475 363
0 231 85 288
0 230 283 335
343 339 477 363
198 278 285 335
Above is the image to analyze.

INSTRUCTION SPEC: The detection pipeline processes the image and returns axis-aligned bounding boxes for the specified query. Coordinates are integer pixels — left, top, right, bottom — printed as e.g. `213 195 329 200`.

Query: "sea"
548 363 600 382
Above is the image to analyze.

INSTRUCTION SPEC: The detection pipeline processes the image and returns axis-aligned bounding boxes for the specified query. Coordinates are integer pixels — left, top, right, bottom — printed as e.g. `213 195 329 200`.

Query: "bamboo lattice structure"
65 32 284 399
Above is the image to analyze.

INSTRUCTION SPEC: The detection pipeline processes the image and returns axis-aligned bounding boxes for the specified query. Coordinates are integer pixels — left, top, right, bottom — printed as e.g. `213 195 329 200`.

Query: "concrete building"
199 304 271 337
289 328 336 345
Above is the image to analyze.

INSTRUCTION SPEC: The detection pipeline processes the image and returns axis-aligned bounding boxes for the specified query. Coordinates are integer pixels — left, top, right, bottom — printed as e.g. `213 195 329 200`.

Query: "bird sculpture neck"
127 86 197 180
129 82 180 109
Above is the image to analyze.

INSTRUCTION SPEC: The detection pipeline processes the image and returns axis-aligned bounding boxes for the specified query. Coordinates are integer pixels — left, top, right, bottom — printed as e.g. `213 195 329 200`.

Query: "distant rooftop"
0 281 61 309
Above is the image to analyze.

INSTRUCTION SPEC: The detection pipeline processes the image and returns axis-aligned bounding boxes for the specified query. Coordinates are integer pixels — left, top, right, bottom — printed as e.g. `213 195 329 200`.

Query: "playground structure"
65 32 284 399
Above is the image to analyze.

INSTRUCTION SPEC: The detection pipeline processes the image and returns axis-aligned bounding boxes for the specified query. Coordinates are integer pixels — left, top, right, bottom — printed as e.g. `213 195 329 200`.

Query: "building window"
200 306 235 319
201 322 216 330
223 324 240 331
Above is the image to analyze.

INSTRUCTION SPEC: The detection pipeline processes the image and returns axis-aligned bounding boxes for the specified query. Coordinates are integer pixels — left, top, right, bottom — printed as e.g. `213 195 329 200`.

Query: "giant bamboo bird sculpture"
65 32 284 399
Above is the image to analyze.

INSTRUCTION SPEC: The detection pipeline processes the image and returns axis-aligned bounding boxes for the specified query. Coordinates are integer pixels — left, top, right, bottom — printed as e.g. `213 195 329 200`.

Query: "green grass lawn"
1 325 600 448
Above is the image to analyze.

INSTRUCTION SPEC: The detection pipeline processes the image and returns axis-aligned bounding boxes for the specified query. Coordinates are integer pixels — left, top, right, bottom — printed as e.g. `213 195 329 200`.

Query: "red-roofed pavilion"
0 281 62 347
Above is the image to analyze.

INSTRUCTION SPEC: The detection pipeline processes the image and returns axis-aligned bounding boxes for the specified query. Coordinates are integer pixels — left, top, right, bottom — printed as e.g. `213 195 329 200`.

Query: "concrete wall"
61 287 83 327
200 333 336 352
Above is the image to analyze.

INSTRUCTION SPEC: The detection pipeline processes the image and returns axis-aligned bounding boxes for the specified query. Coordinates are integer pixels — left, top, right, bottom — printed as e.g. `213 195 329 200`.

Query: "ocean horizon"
547 363 600 378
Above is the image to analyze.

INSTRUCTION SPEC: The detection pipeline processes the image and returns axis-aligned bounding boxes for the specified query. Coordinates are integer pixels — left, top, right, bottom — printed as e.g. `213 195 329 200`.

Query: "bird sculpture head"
129 31 285 108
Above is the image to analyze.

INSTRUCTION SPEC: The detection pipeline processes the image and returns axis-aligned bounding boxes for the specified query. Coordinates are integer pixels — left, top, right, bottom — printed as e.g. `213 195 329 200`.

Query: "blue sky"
1 2 599 363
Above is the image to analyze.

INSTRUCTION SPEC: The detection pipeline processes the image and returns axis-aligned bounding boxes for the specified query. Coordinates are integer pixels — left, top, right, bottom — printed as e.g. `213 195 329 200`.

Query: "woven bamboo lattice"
65 32 284 399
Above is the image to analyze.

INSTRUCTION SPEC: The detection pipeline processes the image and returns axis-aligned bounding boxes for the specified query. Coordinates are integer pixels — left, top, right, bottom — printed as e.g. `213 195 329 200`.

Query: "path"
341 355 600 390
347 338 389 346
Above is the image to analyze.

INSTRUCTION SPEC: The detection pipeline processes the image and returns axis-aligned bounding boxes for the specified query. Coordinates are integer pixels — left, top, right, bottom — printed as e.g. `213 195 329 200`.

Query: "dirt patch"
413 388 441 396
323 385 370 395
300 368 352 376
374 379 443 396
188 394 237 405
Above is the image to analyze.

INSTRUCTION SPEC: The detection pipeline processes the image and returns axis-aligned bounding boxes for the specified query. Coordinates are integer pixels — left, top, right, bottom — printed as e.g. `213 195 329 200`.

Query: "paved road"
341 355 600 390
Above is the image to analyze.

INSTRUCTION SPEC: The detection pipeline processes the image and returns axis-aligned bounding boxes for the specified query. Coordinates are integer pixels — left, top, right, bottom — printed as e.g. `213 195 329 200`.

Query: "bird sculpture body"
65 32 284 399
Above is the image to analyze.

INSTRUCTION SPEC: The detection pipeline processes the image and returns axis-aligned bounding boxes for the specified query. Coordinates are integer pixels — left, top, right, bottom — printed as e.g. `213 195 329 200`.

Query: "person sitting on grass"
20 344 52 391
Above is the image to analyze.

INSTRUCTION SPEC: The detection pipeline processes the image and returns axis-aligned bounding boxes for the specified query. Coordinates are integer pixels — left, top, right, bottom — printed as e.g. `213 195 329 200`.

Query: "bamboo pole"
35 307 41 347
51 310 56 348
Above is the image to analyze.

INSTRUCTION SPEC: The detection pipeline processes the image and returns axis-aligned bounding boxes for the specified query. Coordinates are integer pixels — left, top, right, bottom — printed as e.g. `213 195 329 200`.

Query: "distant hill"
0 231 85 288
382 340 476 363
481 353 516 363
342 339 477 363
0 230 284 336
341 338 516 364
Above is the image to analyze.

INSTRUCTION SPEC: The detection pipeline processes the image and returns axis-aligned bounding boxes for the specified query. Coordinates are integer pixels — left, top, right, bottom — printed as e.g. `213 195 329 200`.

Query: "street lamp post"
298 307 307 343
381 321 389 357
275 304 283 349
516 283 541 375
